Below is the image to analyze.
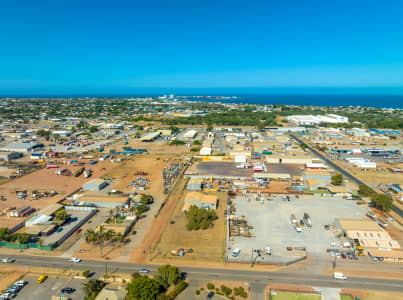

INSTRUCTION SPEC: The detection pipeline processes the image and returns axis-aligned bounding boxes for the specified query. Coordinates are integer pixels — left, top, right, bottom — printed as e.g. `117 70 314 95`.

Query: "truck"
290 214 302 232
303 213 312 227
84 169 92 178
73 167 85 177
46 164 59 169
55 168 68 175
333 272 347 280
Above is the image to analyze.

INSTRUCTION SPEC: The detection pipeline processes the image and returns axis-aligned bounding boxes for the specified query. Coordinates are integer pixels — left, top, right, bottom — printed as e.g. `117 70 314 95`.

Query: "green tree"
55 209 69 221
82 279 105 300
136 204 149 217
371 194 393 212
89 126 98 133
154 264 181 290
358 184 375 197
331 173 343 186
0 228 11 241
193 140 201 146
185 205 217 231
126 275 161 300
140 195 153 205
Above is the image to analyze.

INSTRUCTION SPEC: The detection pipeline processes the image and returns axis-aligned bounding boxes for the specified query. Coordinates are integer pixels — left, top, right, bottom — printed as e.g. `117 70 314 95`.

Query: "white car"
336 253 341 258
69 257 81 263
14 281 26 287
2 258 15 263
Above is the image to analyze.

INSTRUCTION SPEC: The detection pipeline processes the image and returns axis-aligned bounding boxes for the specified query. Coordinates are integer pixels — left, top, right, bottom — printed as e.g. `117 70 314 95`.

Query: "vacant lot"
152 191 227 264
336 160 403 186
270 292 320 300
366 290 403 300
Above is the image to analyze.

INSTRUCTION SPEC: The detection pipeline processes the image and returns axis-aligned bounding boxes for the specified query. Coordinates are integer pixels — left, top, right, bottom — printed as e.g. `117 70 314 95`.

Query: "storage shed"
82 178 108 191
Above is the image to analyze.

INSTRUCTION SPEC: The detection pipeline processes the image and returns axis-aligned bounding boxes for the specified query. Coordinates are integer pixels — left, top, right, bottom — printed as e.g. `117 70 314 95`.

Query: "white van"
232 248 241 257
333 272 347 280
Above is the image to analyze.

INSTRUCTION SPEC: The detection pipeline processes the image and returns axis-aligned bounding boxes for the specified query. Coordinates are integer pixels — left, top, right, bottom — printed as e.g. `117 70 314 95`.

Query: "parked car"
232 248 241 257
61 287 75 294
206 291 215 299
14 281 26 287
341 253 347 259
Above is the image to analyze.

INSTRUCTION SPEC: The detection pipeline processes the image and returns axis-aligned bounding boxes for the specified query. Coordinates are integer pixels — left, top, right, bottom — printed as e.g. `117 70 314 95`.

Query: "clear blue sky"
1 0 403 95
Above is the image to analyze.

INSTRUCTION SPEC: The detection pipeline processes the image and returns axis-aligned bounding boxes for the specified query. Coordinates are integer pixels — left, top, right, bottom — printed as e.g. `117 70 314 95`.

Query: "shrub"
167 280 188 299
82 270 91 278
220 285 232 297
234 287 247 298
207 283 215 290
170 140 185 146
195 289 200 295
190 148 200 152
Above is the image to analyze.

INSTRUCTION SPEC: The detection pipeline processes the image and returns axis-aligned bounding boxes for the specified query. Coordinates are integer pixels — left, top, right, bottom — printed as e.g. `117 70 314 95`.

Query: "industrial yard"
226 194 368 265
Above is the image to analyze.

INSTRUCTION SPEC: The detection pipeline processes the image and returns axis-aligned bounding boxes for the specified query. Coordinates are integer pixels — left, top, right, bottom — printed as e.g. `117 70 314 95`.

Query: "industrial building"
0 142 43 153
335 218 401 251
287 114 349 126
186 177 203 191
140 131 160 142
183 129 197 139
82 178 108 191
0 151 23 161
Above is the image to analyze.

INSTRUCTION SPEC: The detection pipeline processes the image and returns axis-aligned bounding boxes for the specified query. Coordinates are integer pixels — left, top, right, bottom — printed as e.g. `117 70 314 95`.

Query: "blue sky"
0 0 403 95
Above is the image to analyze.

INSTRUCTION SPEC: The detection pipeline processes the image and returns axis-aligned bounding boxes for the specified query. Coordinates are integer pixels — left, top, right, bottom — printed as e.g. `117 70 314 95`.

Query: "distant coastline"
0 94 402 109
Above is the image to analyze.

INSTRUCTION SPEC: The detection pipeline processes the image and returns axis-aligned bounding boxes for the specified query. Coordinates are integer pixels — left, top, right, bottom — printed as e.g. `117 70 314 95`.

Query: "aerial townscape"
0 95 401 300
1 1 403 300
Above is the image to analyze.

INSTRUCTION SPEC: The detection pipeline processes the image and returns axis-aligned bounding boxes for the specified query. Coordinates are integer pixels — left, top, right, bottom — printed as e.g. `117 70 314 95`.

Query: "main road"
290 134 403 218
5 255 403 296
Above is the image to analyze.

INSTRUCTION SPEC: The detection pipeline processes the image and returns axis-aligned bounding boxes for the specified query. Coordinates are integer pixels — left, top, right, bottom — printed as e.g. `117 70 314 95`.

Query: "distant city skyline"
1 1 403 95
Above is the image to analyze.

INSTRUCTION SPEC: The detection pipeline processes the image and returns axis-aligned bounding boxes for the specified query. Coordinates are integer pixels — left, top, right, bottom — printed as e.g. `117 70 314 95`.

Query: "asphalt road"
290 134 403 218
4 255 403 294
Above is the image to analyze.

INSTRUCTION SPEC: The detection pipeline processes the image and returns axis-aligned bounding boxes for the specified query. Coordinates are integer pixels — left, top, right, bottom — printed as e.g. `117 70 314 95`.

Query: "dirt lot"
338 161 403 187
0 268 24 293
366 290 403 300
112 136 189 155
0 160 115 230
0 160 114 211
151 191 227 264
130 174 188 263
73 155 173 261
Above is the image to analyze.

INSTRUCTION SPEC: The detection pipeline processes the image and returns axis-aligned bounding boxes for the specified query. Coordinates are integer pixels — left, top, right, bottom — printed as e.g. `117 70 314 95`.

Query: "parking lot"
15 275 85 300
226 194 368 264
197 162 254 177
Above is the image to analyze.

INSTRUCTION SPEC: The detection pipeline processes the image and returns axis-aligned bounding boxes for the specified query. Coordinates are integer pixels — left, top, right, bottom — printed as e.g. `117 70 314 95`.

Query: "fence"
0 241 53 251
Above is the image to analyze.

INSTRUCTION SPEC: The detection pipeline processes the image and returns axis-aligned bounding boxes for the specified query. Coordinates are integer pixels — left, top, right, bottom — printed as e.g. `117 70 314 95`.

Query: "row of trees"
126 264 187 300
358 184 393 212
84 225 125 257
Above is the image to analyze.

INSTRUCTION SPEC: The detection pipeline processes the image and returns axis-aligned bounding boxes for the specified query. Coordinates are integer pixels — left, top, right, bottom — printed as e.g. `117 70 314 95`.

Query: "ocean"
187 94 403 109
